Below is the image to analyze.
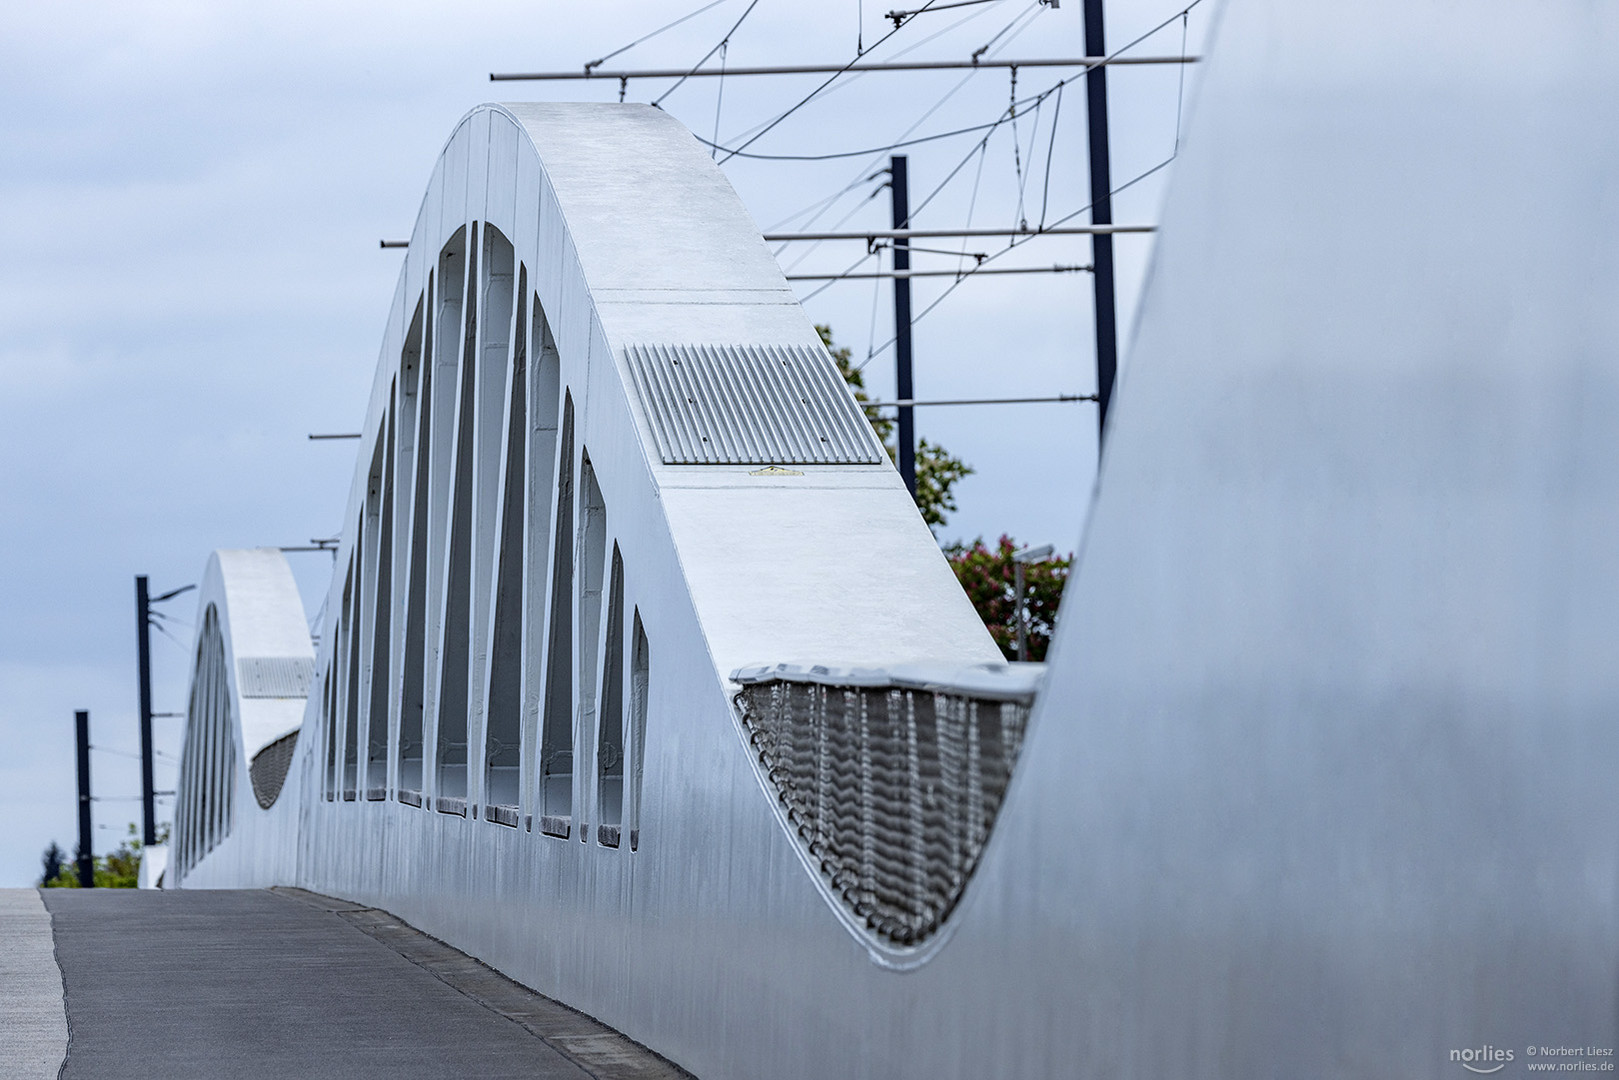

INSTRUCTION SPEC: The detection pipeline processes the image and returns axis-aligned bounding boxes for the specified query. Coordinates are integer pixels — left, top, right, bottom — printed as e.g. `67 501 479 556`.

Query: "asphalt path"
40 888 685 1080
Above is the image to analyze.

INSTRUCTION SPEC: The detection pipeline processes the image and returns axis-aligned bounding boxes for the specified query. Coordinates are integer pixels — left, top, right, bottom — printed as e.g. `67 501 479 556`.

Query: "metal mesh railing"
249 730 299 810
733 663 1041 947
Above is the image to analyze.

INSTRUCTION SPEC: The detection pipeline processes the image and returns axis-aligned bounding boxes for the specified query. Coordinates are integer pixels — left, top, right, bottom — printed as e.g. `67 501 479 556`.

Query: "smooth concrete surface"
0 889 67 1080
40 889 684 1079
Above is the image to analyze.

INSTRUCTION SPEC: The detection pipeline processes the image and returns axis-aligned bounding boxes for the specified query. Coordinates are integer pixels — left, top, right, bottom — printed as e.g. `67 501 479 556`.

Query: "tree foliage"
41 824 157 888
41 842 64 887
818 327 1072 654
819 325 973 528
945 535 1072 662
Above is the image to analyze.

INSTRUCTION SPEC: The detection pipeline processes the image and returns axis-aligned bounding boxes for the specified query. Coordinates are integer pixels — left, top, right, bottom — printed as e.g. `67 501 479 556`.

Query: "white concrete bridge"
15 1 1619 1076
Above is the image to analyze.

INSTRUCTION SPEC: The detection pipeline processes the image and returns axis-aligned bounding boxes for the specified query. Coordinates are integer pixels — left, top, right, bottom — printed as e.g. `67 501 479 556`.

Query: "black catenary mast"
76 710 94 887
135 576 156 846
1083 0 1118 444
889 154 917 496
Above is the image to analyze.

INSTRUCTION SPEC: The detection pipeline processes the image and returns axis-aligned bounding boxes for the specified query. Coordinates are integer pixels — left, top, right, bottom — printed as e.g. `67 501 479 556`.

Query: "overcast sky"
0 0 1211 885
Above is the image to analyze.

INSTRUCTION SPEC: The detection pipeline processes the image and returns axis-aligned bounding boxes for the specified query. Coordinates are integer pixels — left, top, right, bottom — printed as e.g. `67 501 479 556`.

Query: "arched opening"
468 226 515 815
575 453 607 842
522 299 563 829
421 228 467 807
175 605 234 878
435 224 480 811
322 659 337 801
397 282 433 804
340 552 359 800
363 394 395 799
628 609 650 852
483 267 527 823
538 393 575 836
596 545 625 847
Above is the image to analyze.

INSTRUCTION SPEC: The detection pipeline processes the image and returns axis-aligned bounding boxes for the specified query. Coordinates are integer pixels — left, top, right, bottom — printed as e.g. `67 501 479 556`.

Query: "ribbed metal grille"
735 677 1032 947
248 730 299 809
627 343 885 465
237 656 315 698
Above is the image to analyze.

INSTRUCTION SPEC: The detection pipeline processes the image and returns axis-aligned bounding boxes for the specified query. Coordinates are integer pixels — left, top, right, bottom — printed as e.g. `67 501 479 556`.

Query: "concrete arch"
176 102 1005 1076
171 549 313 886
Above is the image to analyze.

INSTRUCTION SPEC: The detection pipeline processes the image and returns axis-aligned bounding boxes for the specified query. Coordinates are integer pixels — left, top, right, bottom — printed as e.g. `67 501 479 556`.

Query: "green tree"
945 535 1071 661
819 325 973 529
40 842 64 887
819 327 1072 654
42 823 158 888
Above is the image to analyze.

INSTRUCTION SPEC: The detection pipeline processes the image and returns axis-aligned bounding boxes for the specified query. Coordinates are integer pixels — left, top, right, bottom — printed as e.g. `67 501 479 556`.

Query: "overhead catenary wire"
714 0 950 163
796 248 880 303
715 0 1057 169
711 41 730 158
1008 65 1028 228
692 61 1073 162
496 0 1207 407
766 223 1151 240
92 745 178 764
954 137 991 270
693 7 1195 167
739 13 1038 176
787 263 1089 279
1174 8 1189 152
865 261 884 362
1037 80 1064 227
490 55 1197 82
777 175 888 273
901 3 1065 225
897 243 987 257
886 0 1005 26
851 151 1179 372
769 45 1015 270
146 610 191 633
712 0 1017 156
775 9 1006 261
970 0 1036 60
861 392 1095 407
843 0 1211 372
652 0 764 107
761 1 1054 282
771 3 1042 271
148 619 186 651
583 0 730 74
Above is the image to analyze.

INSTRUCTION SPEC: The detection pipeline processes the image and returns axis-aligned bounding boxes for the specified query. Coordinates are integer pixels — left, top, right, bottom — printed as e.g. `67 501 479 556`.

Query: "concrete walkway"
0 889 68 1080
39 888 686 1080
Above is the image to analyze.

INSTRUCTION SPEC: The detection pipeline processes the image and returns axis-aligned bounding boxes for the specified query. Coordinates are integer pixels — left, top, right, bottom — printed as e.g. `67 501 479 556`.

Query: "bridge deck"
38 888 686 1080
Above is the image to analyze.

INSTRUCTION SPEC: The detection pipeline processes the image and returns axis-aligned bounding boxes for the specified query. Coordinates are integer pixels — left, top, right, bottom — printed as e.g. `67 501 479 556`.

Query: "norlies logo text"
1453 1047 1516 1074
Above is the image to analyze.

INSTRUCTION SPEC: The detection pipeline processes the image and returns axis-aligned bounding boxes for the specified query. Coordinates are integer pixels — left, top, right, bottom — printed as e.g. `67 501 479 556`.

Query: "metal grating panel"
627 343 886 465
733 669 1035 947
248 730 299 809
237 656 315 699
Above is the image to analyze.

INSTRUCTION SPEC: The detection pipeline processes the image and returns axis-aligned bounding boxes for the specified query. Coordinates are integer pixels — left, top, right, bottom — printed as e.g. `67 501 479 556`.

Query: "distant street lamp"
1012 544 1056 662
